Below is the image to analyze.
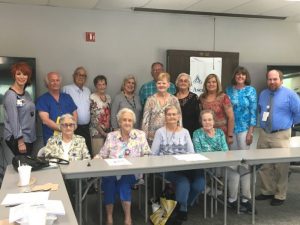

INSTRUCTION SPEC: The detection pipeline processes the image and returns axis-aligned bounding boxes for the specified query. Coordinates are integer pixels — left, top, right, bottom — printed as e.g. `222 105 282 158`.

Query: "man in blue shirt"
256 69 300 206
63 66 92 155
36 72 77 144
139 62 176 106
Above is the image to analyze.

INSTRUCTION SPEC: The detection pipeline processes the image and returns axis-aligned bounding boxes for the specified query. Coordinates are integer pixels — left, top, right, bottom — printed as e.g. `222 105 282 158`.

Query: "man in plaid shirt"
139 62 176 106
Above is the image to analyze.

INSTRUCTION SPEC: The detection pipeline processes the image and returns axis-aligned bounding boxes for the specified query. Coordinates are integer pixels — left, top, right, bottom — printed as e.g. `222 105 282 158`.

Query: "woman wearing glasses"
44 113 91 161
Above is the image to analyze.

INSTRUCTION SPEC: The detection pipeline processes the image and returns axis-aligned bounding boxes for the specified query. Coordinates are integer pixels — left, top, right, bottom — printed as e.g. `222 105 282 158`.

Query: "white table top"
0 166 78 225
60 152 242 179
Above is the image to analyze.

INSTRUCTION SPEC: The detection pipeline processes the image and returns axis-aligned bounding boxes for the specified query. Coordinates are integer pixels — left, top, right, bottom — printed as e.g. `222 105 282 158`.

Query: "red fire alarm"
85 32 96 42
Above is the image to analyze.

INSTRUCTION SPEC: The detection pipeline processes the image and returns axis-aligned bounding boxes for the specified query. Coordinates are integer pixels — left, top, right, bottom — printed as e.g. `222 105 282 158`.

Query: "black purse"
12 155 69 172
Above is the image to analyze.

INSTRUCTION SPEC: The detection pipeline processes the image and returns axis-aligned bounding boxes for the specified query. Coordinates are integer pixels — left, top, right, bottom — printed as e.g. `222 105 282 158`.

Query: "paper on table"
1 192 49 206
173 154 209 161
105 158 132 166
8 200 65 223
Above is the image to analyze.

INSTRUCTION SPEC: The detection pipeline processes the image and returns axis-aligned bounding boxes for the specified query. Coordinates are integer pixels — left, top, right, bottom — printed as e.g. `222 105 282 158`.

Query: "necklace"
99 94 107 102
165 125 178 148
124 92 136 109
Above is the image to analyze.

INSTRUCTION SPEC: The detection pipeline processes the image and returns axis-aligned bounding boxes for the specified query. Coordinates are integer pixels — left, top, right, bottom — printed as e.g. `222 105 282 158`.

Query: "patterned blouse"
151 127 194 155
99 129 151 159
44 134 91 161
199 93 232 136
89 93 111 137
142 94 181 145
226 86 257 134
192 128 228 152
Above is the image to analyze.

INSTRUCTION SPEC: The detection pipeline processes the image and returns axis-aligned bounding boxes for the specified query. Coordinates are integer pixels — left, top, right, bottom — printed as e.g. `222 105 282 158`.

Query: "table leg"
99 178 102 225
224 167 227 225
78 179 82 225
204 170 207 219
252 165 256 225
145 174 148 223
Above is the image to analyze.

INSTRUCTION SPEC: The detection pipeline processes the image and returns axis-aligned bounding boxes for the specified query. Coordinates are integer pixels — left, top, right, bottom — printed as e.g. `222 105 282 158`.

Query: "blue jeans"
164 169 205 212
102 175 136 205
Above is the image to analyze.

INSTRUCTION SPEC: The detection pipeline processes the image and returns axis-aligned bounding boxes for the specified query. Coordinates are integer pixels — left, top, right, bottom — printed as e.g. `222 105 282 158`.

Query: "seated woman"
151 105 204 222
193 110 253 213
95 108 150 225
44 113 91 161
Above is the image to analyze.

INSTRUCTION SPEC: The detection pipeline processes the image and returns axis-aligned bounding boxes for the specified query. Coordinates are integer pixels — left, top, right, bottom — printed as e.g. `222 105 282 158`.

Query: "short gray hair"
175 73 192 87
121 75 137 92
44 72 61 88
116 108 136 125
59 113 77 129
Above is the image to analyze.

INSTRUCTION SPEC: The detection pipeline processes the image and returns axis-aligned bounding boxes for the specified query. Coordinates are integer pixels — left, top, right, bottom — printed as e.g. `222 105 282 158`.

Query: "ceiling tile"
225 0 290 14
186 0 251 12
95 0 149 10
49 0 98 9
0 0 48 4
261 2 300 17
142 0 200 10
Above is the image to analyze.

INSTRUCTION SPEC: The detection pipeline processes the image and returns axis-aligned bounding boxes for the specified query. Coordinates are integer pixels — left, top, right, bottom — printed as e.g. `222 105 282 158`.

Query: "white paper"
1 192 50 206
173 154 209 161
105 158 132 166
8 200 65 223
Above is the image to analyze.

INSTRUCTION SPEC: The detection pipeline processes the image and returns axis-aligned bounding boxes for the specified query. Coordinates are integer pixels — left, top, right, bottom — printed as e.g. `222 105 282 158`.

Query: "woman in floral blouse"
96 108 150 225
142 72 181 146
44 113 90 161
199 74 234 145
89 75 111 156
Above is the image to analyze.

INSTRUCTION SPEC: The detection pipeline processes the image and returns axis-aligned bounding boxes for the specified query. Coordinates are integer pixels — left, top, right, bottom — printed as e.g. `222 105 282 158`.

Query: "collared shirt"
63 84 91 125
258 86 300 131
99 129 151 159
139 80 176 106
226 85 257 133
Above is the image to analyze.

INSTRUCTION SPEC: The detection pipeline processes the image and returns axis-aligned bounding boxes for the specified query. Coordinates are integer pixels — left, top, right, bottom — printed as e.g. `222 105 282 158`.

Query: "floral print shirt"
44 134 91 161
100 129 151 159
193 128 228 152
142 94 181 145
90 93 111 137
199 93 232 136
226 86 257 134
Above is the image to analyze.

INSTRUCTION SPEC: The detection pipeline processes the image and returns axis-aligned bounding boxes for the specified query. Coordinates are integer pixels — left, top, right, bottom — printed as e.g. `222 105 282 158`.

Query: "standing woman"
199 74 234 145
89 75 111 156
142 72 181 146
111 75 142 130
226 66 257 150
3 62 36 156
175 73 200 137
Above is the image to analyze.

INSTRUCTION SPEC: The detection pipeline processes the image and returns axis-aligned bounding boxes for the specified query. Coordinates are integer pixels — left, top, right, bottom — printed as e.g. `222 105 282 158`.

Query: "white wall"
0 3 300 163
1 3 300 96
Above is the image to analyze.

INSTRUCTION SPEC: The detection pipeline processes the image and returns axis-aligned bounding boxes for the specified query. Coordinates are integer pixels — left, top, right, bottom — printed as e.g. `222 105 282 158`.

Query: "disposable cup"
18 165 32 186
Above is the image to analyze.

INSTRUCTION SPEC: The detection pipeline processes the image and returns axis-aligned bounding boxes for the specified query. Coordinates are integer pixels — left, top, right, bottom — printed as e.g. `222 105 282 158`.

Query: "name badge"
16 99 25 107
262 112 269 121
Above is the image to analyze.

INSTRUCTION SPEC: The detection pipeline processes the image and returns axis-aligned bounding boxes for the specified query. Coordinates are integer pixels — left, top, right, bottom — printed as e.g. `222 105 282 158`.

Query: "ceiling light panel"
95 0 149 10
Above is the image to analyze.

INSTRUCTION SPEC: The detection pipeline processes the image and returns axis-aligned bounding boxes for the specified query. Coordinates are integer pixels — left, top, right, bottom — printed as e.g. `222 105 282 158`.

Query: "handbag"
12 155 69 172
150 185 182 225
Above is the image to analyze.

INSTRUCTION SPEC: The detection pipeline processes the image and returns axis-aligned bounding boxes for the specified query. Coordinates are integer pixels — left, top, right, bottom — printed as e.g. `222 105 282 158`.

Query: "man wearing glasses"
63 66 92 155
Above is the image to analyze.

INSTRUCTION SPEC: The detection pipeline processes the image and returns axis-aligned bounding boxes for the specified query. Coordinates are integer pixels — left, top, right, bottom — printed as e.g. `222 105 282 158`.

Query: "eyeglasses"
61 123 75 128
77 74 87 78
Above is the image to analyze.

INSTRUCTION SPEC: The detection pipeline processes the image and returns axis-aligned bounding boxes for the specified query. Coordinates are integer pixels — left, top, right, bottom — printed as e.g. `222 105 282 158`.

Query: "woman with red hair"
3 62 36 156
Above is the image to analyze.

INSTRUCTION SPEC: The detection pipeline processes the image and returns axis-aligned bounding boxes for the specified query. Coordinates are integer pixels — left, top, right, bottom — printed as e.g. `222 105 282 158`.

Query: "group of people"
3 61 300 225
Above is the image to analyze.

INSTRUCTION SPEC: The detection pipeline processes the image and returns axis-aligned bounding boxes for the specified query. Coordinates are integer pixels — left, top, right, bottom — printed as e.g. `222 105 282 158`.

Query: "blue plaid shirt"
139 80 176 105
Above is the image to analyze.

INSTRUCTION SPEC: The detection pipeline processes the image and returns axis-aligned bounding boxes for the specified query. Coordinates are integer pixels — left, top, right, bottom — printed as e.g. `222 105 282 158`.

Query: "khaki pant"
257 128 291 200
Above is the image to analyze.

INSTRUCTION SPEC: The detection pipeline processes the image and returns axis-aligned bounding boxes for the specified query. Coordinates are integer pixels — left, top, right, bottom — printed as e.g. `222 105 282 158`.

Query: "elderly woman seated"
95 108 150 225
44 113 91 161
193 110 253 213
151 105 205 223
